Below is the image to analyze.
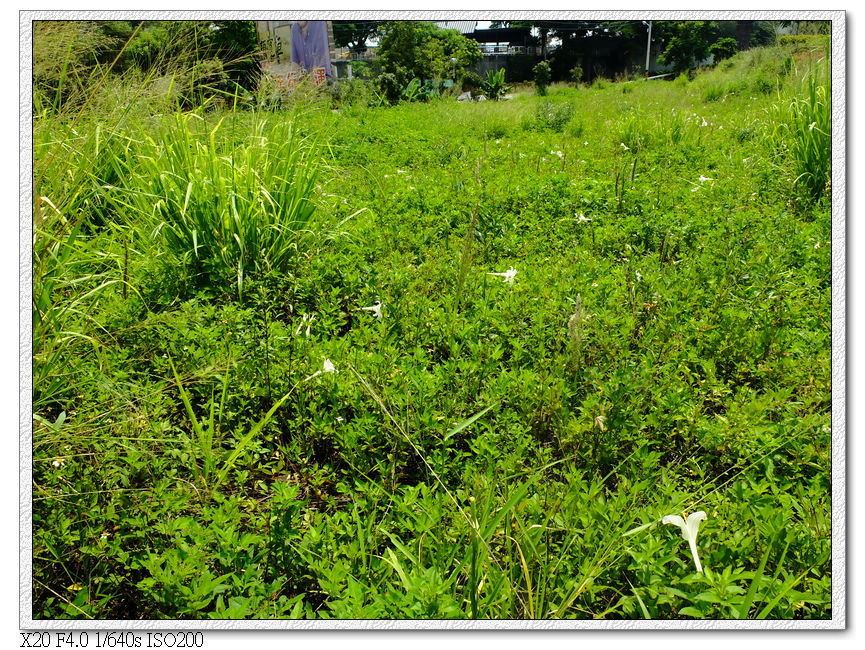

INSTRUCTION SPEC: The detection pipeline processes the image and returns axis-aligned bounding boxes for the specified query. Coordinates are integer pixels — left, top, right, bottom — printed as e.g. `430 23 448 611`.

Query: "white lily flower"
305 358 338 382
360 300 382 319
662 511 708 573
487 266 517 286
295 313 316 337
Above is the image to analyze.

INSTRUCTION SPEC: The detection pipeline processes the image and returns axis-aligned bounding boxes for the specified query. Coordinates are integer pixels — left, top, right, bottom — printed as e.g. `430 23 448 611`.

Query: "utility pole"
644 20 652 79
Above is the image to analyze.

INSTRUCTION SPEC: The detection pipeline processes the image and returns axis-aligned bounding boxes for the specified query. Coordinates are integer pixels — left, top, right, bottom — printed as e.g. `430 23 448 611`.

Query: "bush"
350 61 372 78
378 72 402 105
777 34 830 50
460 70 483 93
533 61 552 96
570 64 583 86
534 100 574 132
709 37 739 63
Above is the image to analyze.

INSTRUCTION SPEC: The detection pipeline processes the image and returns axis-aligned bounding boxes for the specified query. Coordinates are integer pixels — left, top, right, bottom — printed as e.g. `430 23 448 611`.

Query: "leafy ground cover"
31 42 832 620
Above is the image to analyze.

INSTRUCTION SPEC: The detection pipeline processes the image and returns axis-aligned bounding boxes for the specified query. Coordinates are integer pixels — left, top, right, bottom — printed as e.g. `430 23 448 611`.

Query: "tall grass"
105 110 321 299
772 60 831 206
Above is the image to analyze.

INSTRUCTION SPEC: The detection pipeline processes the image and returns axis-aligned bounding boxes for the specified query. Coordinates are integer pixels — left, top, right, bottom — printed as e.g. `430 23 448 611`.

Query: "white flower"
52 457 65 468
575 212 591 224
487 266 517 286
635 270 642 282
295 313 316 337
701 118 708 127
662 511 708 573
360 300 382 319
620 142 629 150
691 186 700 192
305 358 338 382
584 141 589 146
397 169 407 174
100 532 111 540
698 175 713 183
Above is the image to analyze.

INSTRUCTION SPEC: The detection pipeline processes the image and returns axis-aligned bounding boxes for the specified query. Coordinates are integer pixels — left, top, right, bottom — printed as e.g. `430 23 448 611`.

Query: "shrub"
378 72 402 105
570 63 583 86
460 70 483 93
709 37 739 63
534 100 574 132
750 73 775 95
350 61 372 78
533 61 552 96
777 34 830 50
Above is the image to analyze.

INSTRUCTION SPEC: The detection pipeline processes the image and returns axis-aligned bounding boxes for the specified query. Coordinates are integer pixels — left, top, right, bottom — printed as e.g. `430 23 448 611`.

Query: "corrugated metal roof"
434 20 478 35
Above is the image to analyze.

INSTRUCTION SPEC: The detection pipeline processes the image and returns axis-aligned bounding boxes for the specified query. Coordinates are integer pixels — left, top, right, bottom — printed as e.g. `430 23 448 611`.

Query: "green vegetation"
480 68 513 101
533 61 552 96
32 28 832 621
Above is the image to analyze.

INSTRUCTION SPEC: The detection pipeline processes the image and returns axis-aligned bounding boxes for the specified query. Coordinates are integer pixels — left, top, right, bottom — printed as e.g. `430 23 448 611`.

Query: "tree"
709 37 739 62
333 21 385 54
377 21 480 87
656 21 717 74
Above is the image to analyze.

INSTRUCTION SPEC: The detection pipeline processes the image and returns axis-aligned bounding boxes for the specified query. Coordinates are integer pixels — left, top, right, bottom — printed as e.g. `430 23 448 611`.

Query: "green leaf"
622 520 658 537
444 404 495 441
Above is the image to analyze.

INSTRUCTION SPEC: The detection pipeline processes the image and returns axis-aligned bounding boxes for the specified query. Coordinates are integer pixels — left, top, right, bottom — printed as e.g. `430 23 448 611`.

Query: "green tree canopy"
333 21 386 54
377 21 481 85
656 21 717 73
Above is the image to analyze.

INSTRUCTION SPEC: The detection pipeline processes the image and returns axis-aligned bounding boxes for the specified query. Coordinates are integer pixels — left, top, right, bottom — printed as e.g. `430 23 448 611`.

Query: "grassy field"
31 42 832 620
